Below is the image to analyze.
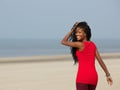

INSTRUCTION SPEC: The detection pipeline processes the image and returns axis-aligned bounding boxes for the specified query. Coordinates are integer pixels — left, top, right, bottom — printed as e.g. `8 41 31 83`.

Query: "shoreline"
0 52 120 63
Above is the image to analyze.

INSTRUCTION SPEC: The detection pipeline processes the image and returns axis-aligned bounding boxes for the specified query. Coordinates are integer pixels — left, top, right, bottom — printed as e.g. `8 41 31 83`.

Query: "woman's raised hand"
71 22 80 31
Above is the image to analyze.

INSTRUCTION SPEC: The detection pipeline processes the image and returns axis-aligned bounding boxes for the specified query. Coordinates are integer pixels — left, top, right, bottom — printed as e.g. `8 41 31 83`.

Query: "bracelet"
106 73 110 77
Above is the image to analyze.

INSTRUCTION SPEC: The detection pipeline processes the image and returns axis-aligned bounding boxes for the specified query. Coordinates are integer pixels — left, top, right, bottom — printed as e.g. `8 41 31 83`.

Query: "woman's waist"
78 66 97 72
77 68 98 77
78 63 95 67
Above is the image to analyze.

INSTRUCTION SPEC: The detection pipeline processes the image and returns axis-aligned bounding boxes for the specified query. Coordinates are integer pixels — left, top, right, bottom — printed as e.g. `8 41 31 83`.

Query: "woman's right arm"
61 22 81 48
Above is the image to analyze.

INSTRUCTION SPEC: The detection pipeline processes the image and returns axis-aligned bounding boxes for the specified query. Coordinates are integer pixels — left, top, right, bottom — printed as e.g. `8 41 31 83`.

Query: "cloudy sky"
0 0 120 39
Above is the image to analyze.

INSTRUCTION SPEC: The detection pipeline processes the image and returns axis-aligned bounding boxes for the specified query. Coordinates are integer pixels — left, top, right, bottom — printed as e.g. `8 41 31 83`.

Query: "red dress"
76 41 98 85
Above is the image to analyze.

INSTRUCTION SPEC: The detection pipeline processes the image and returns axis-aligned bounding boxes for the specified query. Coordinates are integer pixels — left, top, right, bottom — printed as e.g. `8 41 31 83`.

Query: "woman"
61 21 113 90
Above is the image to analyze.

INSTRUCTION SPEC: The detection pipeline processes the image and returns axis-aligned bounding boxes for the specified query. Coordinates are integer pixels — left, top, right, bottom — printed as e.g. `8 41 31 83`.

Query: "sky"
0 0 120 39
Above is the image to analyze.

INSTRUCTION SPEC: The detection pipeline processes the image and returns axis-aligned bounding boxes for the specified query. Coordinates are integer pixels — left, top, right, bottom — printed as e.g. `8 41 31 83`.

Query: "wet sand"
0 53 120 90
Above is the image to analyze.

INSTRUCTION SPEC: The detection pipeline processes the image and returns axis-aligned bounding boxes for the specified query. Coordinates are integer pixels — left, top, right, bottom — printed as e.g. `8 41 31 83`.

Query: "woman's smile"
76 35 82 40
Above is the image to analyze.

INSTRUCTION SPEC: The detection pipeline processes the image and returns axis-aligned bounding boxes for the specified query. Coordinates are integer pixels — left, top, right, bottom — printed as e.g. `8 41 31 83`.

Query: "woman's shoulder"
90 41 96 44
84 41 96 45
83 41 97 48
89 41 97 48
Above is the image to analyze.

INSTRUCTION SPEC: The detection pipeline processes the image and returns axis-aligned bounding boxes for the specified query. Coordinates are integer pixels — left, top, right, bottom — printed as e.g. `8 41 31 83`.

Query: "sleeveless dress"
76 41 98 85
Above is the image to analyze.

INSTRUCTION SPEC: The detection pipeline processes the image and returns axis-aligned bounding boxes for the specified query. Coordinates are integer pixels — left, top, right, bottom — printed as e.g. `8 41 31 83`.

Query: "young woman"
61 21 113 90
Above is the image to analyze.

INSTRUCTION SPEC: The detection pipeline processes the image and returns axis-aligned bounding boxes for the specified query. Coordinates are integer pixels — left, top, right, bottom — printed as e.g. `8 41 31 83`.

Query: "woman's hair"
69 21 91 64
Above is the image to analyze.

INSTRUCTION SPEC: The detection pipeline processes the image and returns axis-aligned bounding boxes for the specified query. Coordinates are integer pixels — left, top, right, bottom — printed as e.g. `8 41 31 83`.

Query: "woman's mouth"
76 36 81 40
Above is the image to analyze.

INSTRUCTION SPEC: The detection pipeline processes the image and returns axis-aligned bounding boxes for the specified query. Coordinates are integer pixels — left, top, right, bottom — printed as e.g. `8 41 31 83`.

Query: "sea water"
0 38 120 57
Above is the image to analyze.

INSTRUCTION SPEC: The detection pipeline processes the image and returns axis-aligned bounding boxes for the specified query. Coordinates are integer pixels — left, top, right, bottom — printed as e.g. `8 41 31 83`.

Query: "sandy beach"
0 53 120 90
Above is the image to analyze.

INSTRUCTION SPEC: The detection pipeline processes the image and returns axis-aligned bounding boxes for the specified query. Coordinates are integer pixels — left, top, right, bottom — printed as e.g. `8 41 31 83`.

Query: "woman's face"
75 27 86 41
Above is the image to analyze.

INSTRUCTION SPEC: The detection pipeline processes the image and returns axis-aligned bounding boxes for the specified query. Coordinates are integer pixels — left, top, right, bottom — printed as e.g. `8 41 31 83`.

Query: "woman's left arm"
95 49 113 86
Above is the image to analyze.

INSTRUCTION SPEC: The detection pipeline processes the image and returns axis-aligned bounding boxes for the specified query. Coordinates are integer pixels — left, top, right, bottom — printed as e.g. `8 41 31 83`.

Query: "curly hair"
69 21 91 64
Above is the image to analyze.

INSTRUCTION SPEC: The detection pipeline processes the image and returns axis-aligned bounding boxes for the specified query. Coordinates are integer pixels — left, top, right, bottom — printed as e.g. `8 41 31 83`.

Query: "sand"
0 53 120 90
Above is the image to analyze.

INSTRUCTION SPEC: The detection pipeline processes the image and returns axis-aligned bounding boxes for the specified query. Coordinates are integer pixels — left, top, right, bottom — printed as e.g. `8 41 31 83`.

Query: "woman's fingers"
107 76 113 86
71 22 80 30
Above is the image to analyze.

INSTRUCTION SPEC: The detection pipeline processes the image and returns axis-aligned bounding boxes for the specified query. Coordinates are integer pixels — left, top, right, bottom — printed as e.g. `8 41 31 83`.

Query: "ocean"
0 38 120 57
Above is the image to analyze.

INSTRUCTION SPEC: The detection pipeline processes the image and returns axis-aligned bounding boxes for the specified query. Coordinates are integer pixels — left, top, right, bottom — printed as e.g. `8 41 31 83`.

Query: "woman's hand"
71 22 80 31
106 76 113 86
